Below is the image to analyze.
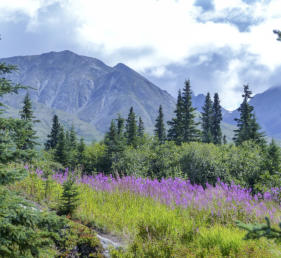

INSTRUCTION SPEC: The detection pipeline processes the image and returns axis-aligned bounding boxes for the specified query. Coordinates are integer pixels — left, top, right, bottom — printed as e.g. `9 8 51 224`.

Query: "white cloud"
0 0 59 21
0 0 281 110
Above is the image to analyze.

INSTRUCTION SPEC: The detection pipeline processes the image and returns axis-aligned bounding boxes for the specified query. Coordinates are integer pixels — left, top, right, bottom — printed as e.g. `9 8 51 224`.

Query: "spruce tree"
76 137 86 166
201 92 213 143
55 127 68 166
154 105 166 144
233 85 265 145
69 124 77 149
116 114 125 137
45 114 60 150
18 93 39 152
137 116 145 138
125 107 137 147
105 120 118 157
212 93 223 144
266 139 281 175
58 176 79 217
181 79 200 142
67 125 78 168
167 90 184 145
0 59 70 257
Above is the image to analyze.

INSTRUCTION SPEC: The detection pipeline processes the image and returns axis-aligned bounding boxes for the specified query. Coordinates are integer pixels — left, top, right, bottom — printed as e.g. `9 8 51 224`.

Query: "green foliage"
238 217 281 243
233 85 265 146
181 79 201 142
167 80 201 145
0 165 27 186
76 137 86 167
180 142 230 186
125 107 138 147
84 142 108 174
154 105 166 144
212 93 223 145
111 144 151 177
167 89 184 145
54 127 68 166
12 93 39 162
0 188 66 257
201 92 214 143
137 116 144 138
58 176 80 217
45 114 60 150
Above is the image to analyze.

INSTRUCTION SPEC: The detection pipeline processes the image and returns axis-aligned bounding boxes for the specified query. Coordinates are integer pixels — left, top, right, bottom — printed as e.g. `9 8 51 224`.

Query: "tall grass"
14 167 281 257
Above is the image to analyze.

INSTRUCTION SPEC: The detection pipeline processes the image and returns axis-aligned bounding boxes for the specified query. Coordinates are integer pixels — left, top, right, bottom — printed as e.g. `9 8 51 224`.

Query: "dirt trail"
96 232 126 257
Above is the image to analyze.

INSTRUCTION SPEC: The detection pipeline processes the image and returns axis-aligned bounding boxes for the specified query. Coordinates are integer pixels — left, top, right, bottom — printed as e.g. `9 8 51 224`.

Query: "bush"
180 142 229 186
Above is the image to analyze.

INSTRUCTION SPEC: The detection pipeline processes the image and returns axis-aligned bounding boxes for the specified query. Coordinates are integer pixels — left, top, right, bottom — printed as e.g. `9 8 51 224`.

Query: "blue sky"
0 0 280 110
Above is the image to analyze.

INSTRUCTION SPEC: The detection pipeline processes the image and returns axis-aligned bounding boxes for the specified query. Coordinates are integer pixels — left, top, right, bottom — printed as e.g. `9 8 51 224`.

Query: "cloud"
194 0 214 12
0 0 281 110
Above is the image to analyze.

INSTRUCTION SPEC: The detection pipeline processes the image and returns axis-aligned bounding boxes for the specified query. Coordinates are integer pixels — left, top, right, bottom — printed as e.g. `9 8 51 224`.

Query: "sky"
0 0 280 110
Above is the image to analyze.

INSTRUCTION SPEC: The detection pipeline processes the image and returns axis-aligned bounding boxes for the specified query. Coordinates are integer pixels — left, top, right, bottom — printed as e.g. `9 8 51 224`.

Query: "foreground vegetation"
12 166 281 257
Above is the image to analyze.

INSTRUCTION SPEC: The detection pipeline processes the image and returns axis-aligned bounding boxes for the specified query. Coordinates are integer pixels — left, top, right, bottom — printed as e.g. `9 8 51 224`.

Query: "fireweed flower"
32 168 281 223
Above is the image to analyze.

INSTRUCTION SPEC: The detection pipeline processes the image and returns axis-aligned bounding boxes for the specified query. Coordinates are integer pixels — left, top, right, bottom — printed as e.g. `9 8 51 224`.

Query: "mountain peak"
113 63 135 72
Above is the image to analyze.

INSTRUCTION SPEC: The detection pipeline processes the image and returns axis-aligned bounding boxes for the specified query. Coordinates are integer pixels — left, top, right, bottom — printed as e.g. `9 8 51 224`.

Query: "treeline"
34 79 280 194
3 65 280 194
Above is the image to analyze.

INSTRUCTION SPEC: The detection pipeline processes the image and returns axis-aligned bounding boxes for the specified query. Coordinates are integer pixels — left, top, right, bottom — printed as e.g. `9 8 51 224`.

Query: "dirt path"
96 232 125 257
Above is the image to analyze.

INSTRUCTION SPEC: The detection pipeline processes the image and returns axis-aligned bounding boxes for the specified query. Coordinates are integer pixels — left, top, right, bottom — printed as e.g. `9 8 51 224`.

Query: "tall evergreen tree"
69 124 77 149
105 120 118 157
167 90 184 145
212 93 223 145
0 62 26 167
125 107 137 147
137 116 145 138
76 137 86 167
201 92 213 143
154 105 166 144
45 115 60 150
265 139 281 175
54 127 68 166
233 85 265 145
181 79 200 142
115 114 126 151
116 114 125 137
13 103 39 160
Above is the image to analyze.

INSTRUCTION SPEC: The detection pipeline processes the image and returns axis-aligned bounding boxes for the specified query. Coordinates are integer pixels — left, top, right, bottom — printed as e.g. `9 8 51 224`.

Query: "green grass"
15 172 281 257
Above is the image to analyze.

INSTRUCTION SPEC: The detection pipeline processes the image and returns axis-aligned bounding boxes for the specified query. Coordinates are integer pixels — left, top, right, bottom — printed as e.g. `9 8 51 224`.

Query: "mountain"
0 50 237 143
223 86 281 139
2 102 103 144
192 93 230 117
0 51 176 138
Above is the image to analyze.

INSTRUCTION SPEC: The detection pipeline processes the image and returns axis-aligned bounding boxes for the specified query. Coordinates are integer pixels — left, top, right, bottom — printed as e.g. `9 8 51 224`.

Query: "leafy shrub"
180 142 229 186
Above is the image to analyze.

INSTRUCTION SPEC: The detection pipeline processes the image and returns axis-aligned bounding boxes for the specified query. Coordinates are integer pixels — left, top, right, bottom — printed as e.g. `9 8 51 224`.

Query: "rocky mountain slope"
1 50 176 135
0 50 237 143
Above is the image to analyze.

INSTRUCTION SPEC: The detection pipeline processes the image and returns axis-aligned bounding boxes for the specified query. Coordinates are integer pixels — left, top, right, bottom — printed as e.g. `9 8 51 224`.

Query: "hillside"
0 50 176 134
